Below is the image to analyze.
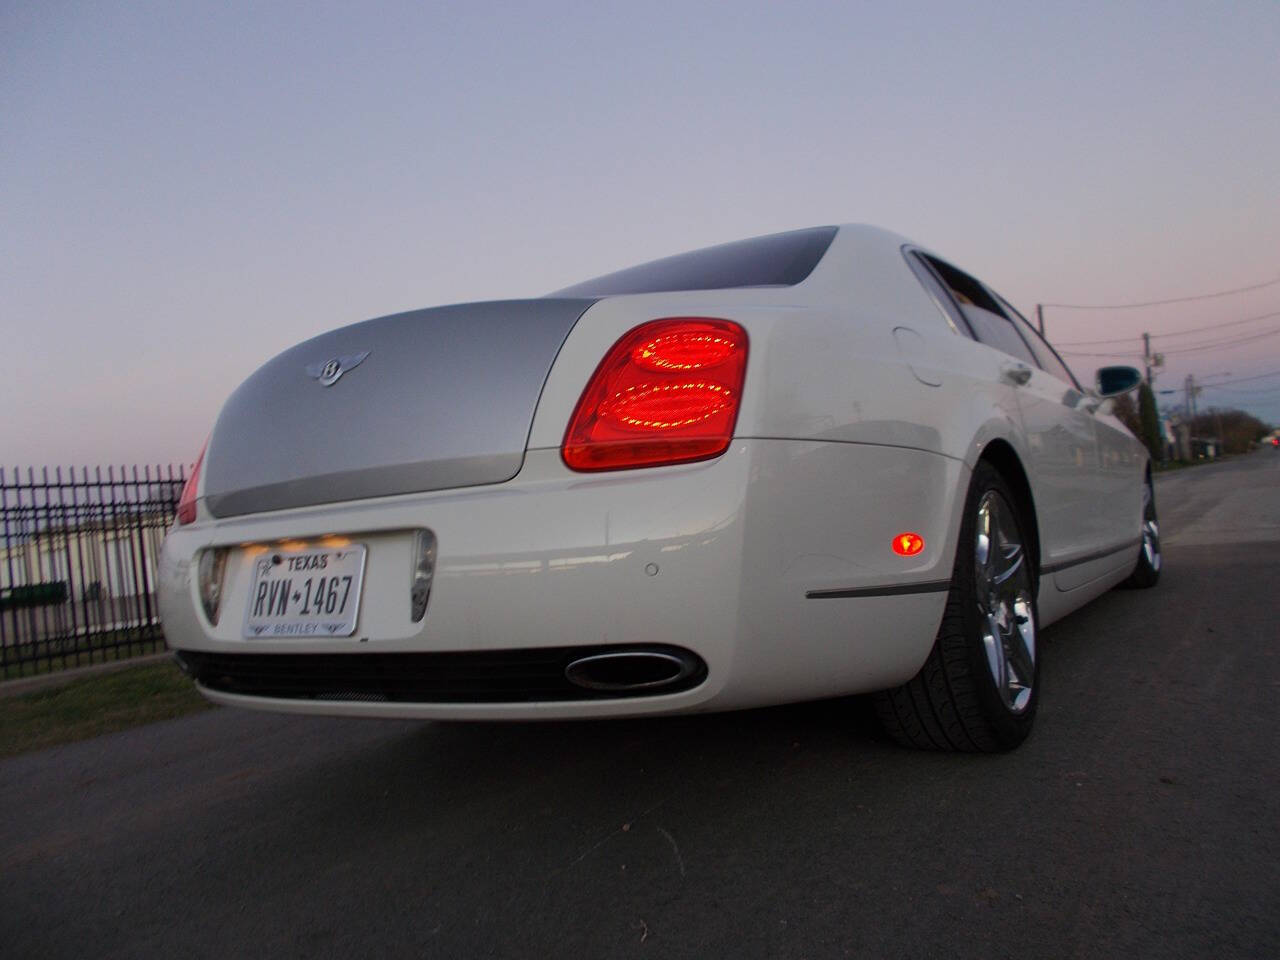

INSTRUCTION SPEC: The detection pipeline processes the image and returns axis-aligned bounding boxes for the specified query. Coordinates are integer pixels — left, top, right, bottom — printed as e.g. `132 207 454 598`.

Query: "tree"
1189 407 1270 455
1111 391 1141 439
1137 382 1163 462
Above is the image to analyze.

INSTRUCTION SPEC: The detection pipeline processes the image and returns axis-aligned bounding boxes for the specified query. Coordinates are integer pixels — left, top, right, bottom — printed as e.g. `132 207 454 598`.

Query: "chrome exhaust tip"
564 649 702 693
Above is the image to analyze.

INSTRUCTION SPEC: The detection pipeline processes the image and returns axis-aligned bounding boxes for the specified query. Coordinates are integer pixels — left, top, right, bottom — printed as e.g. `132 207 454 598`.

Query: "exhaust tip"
565 649 703 693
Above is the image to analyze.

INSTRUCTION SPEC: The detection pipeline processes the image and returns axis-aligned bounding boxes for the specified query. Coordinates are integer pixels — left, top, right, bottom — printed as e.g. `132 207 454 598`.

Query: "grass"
1154 454 1237 473
0 660 214 759
1153 459 1201 473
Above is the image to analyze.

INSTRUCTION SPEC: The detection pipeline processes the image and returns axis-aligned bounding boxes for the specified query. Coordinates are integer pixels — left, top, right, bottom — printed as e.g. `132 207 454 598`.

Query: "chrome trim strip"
1039 538 1141 575
806 580 952 600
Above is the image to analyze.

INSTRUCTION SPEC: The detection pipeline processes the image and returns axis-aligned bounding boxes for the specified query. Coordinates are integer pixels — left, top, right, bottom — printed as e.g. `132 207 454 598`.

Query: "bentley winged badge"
305 350 370 387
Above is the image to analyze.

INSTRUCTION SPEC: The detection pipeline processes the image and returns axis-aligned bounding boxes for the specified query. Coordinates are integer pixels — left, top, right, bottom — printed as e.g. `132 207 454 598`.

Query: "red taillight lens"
176 442 207 525
563 318 748 471
630 327 739 371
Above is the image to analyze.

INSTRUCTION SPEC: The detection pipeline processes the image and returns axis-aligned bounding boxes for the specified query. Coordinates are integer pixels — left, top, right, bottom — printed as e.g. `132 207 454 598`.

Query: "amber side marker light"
563 318 749 471
892 533 925 557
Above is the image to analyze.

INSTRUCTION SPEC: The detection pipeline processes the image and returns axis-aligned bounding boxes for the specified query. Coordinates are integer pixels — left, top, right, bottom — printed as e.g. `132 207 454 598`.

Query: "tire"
1120 475 1161 589
874 461 1040 752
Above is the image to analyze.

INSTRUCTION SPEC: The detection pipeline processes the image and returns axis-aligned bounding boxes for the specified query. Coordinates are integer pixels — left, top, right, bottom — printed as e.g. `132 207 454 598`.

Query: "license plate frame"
242 544 367 638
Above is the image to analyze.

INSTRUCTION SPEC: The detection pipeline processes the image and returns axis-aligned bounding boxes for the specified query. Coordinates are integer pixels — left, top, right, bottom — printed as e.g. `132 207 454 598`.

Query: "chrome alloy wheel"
1141 482 1161 573
973 490 1036 715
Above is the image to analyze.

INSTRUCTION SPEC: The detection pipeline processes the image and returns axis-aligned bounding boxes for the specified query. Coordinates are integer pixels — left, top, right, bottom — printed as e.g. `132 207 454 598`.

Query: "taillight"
197 547 229 623
176 442 207 525
562 318 748 471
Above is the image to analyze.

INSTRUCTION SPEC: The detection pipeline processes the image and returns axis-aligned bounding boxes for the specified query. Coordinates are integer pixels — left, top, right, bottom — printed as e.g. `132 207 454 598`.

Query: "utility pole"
1192 372 1231 452
1036 304 1045 336
1142 332 1152 383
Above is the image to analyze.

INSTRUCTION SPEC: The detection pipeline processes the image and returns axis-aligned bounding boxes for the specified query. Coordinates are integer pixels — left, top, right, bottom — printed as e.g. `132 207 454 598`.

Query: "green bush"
0 582 69 611
1137 382 1163 462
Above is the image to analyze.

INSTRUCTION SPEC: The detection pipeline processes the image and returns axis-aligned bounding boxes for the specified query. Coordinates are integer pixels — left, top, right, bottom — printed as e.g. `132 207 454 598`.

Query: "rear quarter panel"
529 226 1022 468
526 227 1041 690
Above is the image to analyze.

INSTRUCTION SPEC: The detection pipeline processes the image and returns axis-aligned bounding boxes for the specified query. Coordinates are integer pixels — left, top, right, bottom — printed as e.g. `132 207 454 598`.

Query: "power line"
1189 369 1280 387
1059 327 1280 358
1201 384 1280 395
1159 327 1280 355
1058 348 1145 359
1040 274 1280 310
1055 310 1280 346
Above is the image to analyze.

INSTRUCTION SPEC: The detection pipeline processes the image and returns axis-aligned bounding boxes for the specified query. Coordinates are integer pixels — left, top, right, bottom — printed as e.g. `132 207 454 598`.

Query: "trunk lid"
203 298 594 517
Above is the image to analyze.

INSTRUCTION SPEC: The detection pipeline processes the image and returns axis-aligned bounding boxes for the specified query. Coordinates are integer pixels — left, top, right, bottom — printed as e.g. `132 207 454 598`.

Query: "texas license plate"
243 545 367 637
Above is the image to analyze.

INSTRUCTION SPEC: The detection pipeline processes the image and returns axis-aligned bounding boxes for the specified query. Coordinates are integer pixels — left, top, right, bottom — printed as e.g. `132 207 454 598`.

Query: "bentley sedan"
158 225 1160 751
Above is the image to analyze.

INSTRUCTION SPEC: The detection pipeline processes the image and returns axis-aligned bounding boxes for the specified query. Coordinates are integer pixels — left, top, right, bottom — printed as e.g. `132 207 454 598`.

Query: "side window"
994 293 1084 390
921 255 1038 366
904 251 968 337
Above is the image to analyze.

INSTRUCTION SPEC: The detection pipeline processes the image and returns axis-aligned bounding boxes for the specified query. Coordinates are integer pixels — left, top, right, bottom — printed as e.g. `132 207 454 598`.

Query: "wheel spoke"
1141 480 1161 573
974 498 995 595
983 617 1006 692
974 488 1036 715
1143 519 1161 571
1004 600 1036 694
992 542 1024 588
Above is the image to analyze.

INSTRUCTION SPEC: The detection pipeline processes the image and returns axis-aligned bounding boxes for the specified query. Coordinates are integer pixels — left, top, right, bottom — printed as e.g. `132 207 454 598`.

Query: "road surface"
2 451 1277 959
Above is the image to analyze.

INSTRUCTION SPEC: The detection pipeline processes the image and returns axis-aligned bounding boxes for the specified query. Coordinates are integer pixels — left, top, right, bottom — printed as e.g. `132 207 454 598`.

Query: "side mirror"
1096 365 1142 398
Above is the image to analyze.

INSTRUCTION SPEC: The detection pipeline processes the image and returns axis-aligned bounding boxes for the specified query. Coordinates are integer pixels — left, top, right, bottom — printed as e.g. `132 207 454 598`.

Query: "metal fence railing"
0 465 187 679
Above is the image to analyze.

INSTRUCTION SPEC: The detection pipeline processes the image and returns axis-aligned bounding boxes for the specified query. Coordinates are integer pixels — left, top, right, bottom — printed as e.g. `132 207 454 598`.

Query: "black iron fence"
0 465 188 679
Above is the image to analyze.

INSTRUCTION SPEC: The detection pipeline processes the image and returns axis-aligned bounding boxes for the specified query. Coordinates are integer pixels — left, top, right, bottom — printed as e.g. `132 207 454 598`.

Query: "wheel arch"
976 439 1041 589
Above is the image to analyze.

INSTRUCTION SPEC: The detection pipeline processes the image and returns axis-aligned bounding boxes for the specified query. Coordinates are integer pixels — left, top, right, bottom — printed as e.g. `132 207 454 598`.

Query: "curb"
0 652 173 700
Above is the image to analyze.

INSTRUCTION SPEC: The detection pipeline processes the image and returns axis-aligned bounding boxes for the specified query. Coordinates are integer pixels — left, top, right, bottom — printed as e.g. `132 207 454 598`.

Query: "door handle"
1001 362 1032 386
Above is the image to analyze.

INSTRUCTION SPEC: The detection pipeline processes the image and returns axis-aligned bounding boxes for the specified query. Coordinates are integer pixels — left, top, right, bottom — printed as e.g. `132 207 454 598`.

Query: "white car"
158 224 1160 751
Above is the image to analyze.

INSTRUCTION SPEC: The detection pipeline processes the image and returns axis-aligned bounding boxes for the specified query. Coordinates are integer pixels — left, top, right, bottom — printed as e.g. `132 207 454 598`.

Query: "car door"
1001 300 1142 580
1090 402 1145 557
996 295 1135 588
915 254 1102 576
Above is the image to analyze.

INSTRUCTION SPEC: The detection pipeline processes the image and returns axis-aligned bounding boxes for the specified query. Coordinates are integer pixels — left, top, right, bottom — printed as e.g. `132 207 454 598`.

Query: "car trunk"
202 298 595 518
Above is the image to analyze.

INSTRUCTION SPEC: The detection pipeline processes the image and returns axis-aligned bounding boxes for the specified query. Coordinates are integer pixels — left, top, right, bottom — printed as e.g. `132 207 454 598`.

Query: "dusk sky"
4 1 1278 468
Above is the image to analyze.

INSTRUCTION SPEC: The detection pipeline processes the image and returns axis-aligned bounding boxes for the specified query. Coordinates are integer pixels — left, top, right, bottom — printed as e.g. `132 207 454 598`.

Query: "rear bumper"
159 440 962 719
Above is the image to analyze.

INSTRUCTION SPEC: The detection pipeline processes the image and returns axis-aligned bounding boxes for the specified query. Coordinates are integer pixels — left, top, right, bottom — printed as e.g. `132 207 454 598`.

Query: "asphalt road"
3 451 1278 959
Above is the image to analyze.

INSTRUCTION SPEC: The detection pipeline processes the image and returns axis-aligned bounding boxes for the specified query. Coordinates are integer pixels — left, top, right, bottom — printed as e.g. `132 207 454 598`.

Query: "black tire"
1120 475 1161 589
874 460 1040 752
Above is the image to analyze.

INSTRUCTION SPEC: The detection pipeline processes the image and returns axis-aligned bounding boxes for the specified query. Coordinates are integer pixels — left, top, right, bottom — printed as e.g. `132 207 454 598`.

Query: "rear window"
551 226 838 297
919 255 1039 367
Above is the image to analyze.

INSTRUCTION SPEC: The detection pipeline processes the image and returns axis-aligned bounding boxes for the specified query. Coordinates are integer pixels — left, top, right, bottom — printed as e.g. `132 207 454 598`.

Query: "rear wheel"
1120 476 1161 589
874 461 1039 752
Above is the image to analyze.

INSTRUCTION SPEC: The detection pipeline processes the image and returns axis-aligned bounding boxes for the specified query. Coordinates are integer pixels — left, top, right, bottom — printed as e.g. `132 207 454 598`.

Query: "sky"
3 0 1279 468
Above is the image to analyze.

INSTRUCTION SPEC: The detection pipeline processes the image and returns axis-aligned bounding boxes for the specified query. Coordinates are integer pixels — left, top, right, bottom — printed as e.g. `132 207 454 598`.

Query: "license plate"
243 545 367 638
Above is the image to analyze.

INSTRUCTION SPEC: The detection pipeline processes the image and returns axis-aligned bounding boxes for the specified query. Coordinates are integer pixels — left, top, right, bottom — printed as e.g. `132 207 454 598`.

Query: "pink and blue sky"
3 0 1278 467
